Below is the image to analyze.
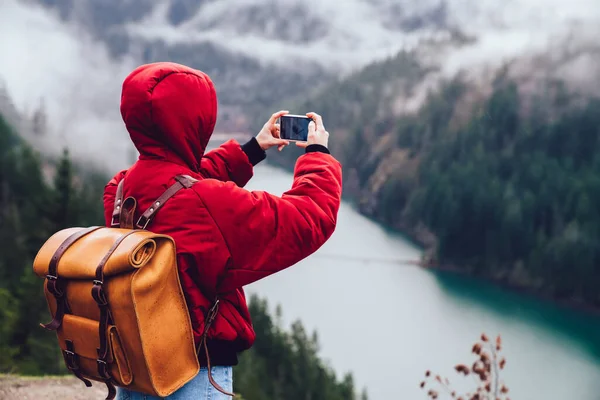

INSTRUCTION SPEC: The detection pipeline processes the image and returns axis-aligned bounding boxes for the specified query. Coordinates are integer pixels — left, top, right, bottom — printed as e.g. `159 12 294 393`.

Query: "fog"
0 0 136 171
1 0 599 172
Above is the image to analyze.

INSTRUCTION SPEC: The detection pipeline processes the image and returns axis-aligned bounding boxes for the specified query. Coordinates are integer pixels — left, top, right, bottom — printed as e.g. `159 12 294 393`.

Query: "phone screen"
280 115 311 142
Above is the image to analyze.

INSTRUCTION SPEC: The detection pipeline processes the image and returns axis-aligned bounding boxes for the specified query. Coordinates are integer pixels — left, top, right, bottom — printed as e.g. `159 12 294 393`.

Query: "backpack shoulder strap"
136 175 198 230
110 179 125 227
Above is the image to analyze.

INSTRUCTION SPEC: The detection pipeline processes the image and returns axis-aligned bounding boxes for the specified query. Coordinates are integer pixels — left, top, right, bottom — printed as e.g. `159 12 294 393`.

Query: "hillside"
263 36 600 309
2 0 600 170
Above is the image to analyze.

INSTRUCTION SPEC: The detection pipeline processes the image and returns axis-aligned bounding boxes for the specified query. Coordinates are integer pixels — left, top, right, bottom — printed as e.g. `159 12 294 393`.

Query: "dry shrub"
420 333 509 400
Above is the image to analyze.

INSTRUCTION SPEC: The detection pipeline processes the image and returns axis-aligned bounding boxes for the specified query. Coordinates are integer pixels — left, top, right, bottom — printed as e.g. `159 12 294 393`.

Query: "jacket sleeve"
199 138 266 187
197 151 343 292
103 169 127 226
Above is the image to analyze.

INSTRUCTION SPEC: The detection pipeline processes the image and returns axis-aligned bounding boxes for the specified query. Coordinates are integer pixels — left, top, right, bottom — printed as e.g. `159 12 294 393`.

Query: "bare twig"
420 333 508 400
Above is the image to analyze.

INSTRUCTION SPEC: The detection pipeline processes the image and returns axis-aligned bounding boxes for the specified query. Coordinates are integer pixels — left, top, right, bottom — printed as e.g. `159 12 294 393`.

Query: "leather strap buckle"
136 215 150 230
64 348 79 370
92 283 108 307
110 213 120 227
46 275 65 298
96 357 114 383
63 340 92 388
203 299 220 335
135 175 197 231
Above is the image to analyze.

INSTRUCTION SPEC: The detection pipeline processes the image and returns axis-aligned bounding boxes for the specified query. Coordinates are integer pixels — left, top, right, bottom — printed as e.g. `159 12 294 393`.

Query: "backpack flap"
33 227 161 280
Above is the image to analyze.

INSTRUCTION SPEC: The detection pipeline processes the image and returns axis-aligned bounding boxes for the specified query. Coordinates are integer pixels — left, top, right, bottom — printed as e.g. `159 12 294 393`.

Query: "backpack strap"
136 175 198 230
39 226 101 389
40 227 103 387
63 339 92 388
40 226 103 331
119 197 137 229
198 299 235 397
110 179 125 227
112 175 197 230
91 230 139 400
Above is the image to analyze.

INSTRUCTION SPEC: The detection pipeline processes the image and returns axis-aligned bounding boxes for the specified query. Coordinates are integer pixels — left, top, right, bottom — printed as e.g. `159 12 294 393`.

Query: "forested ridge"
405 78 600 306
0 114 364 400
262 51 600 309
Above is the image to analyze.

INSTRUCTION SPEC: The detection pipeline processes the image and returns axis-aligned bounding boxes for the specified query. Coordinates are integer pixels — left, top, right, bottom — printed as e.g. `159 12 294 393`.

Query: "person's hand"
296 112 329 149
255 110 290 151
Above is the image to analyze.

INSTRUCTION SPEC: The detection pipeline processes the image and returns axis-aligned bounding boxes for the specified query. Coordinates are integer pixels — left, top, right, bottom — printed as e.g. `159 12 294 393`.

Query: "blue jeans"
116 366 233 400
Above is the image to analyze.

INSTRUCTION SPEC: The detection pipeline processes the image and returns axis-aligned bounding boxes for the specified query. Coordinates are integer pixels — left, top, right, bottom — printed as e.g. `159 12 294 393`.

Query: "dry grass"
420 333 510 400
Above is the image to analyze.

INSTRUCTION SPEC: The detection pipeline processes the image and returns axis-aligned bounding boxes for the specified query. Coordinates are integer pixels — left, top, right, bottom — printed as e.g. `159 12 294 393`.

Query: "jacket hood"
120 62 217 171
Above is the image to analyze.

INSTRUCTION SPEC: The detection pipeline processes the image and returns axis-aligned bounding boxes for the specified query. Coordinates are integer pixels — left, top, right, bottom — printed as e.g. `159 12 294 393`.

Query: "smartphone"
279 114 313 142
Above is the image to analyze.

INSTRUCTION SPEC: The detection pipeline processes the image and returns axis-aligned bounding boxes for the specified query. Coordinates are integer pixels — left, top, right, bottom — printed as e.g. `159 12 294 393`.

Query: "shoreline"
361 206 600 318
418 261 600 317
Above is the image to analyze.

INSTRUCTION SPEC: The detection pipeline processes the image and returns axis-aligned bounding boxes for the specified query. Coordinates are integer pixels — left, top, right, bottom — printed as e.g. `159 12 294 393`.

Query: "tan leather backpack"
32 175 226 399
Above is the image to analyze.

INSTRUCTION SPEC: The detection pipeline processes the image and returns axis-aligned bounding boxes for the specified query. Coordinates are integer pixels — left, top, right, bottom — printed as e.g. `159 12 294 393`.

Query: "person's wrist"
255 135 268 150
307 140 328 148
305 143 330 154
243 137 267 165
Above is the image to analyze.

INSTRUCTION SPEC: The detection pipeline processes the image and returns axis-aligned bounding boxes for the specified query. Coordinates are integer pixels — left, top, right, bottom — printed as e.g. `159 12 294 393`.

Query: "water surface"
245 164 600 400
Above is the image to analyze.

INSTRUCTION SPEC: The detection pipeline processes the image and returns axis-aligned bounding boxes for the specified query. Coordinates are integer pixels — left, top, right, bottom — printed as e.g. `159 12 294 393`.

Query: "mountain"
28 0 600 83
1 0 600 169
17 0 461 135
259 16 600 309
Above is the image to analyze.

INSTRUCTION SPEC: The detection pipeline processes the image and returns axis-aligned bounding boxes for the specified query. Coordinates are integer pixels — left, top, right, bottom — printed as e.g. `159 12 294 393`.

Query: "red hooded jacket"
103 62 342 366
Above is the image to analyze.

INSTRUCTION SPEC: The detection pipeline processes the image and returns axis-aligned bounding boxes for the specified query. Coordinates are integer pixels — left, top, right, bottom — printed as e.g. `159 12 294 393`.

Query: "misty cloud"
1 0 599 174
0 0 137 171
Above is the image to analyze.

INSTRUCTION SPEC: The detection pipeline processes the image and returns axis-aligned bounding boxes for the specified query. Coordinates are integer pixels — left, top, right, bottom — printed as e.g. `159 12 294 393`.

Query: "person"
102 62 343 399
